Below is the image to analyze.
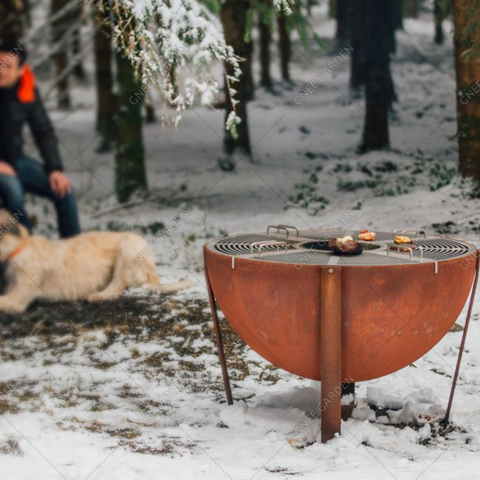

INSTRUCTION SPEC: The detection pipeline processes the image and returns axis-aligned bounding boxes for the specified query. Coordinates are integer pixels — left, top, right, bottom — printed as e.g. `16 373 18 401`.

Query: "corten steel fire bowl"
204 226 478 383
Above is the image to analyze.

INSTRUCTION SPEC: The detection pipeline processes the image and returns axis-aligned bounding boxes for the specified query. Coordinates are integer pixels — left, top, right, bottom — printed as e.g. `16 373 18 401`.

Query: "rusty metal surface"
205 258 233 405
204 244 476 382
320 267 342 442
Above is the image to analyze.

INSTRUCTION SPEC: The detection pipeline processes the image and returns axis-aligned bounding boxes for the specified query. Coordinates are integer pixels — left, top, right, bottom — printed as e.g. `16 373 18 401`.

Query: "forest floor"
2 3 480 480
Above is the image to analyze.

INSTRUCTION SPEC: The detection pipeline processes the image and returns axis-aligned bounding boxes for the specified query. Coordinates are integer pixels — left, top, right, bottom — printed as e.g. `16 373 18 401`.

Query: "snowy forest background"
2 0 480 479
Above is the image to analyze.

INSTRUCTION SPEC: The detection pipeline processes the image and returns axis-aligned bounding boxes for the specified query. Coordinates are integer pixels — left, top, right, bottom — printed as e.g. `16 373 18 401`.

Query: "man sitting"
0 40 80 238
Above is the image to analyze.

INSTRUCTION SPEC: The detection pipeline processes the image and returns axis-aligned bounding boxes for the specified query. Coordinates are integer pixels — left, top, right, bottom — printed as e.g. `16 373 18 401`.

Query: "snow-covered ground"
2 3 480 479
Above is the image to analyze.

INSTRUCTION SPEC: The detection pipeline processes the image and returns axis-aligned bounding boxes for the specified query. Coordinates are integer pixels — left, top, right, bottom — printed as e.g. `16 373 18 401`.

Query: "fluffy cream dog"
0 210 191 314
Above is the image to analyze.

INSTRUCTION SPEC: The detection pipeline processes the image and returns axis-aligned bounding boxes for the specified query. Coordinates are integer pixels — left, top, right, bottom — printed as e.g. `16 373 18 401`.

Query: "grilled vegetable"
394 235 413 244
358 230 376 241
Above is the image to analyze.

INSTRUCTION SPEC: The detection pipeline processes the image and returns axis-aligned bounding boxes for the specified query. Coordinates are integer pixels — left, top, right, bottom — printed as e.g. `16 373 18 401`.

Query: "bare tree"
71 1 86 79
350 0 366 92
403 0 418 18
0 0 26 41
93 4 114 152
115 47 148 202
258 0 273 90
434 0 448 45
220 0 252 168
277 7 291 82
361 0 395 152
335 0 351 47
51 0 71 110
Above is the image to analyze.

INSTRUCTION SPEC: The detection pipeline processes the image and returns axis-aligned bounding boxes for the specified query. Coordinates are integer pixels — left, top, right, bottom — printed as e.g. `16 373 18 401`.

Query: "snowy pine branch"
94 0 242 128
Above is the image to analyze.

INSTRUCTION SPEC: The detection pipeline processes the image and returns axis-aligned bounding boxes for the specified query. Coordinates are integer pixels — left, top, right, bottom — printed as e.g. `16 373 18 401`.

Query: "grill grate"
412 239 472 260
215 234 297 255
213 234 474 262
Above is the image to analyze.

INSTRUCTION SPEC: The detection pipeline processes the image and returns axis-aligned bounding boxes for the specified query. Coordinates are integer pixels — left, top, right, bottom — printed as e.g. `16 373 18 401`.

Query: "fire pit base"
204 227 480 443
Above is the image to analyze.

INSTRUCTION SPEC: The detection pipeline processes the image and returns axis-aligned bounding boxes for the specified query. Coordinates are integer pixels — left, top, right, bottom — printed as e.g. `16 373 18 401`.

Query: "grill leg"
320 266 342 443
205 266 233 405
444 251 480 424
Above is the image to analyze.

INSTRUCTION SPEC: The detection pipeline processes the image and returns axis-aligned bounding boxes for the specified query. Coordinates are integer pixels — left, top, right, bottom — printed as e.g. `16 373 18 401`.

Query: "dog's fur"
0 210 191 313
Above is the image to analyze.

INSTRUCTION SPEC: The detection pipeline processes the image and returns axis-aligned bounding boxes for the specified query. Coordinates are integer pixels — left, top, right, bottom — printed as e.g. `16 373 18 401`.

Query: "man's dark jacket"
0 84 63 173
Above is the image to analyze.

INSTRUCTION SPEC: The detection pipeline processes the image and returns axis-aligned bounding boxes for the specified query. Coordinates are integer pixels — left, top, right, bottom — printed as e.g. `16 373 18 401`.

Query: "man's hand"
0 161 16 176
49 171 72 197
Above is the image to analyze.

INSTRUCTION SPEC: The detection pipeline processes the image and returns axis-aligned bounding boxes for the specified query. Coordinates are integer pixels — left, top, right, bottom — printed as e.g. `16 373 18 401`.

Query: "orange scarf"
17 64 36 103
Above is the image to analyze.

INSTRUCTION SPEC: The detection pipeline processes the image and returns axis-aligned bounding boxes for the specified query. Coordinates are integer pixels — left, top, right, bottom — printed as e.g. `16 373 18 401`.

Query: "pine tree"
452 0 480 183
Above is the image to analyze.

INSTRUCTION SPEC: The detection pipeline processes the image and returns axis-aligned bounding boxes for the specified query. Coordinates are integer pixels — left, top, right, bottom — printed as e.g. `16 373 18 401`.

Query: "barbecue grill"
204 225 479 442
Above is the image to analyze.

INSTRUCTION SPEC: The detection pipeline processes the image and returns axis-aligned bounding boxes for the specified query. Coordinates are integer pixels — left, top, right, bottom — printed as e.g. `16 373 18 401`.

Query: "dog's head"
0 209 29 262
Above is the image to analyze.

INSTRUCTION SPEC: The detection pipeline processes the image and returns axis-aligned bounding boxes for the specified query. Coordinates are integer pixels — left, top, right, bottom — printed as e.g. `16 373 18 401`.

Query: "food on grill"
394 235 413 244
358 230 376 241
329 236 363 255
389 244 412 253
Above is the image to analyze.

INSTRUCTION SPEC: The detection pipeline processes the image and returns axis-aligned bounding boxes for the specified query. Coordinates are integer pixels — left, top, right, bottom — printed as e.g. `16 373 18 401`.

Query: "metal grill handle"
251 240 289 256
267 224 299 238
387 244 424 261
392 228 427 240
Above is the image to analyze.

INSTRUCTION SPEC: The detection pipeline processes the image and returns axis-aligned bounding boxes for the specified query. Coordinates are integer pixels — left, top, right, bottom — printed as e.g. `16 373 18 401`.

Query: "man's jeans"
0 156 81 238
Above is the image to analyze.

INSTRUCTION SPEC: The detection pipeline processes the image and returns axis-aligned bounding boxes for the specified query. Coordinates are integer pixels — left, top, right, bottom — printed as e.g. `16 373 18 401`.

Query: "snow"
3 1 480 479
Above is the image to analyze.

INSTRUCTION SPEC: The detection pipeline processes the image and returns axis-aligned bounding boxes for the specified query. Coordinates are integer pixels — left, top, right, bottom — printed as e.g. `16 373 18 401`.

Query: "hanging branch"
88 0 243 130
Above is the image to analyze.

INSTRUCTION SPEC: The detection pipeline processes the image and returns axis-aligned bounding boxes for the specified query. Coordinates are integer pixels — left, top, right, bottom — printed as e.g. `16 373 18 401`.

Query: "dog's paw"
87 293 104 303
0 299 26 314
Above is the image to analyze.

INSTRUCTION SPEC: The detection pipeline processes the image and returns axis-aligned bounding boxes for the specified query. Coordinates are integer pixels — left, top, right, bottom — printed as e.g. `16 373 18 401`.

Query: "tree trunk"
392 0 404 31
329 0 337 19
335 0 351 47
277 8 291 82
145 95 156 123
94 6 115 153
403 0 418 18
452 0 480 183
434 0 446 45
350 0 367 91
71 2 86 80
361 0 395 152
51 0 71 110
0 0 26 41
245 33 255 101
306 0 313 16
115 48 148 202
258 0 273 90
220 0 252 160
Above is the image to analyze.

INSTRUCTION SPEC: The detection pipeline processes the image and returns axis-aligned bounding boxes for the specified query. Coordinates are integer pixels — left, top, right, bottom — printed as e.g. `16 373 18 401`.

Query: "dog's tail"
145 278 195 293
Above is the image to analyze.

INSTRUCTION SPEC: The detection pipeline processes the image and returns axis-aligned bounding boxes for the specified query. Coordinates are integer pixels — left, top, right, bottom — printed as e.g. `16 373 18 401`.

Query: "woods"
3 1 480 475
2 1 480 193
